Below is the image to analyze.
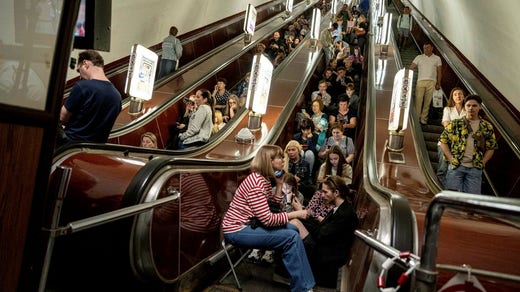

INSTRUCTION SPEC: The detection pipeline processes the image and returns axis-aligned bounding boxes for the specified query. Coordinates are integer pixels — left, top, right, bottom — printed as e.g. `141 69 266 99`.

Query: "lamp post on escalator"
125 44 158 115
387 68 413 153
243 4 256 44
244 53 273 131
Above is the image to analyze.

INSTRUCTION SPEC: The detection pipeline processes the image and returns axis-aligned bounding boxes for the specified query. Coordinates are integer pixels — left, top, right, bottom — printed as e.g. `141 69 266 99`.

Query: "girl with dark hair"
317 145 353 185
290 175 358 288
178 89 214 149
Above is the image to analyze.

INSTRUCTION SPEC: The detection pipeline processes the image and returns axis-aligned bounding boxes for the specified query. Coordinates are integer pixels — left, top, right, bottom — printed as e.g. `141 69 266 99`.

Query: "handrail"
356 229 520 288
415 191 520 292
364 15 416 251
45 191 180 237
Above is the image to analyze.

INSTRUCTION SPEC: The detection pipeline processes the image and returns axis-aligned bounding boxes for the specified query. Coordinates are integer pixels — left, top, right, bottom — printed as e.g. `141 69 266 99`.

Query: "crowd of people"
158 12 313 150
56 1 501 291
222 145 359 291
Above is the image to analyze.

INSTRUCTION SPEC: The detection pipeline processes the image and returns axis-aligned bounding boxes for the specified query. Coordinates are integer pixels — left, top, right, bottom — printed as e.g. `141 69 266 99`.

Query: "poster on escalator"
243 4 257 36
125 44 158 101
245 53 273 114
388 68 413 131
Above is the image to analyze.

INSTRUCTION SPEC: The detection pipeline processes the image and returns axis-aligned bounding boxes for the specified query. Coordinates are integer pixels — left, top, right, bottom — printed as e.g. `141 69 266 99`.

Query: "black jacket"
305 200 358 266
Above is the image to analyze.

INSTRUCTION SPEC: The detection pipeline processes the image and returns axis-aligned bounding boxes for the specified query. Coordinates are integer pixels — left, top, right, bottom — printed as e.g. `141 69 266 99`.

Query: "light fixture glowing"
309 8 321 48
243 4 257 43
125 44 158 101
244 53 273 130
387 68 414 151
125 44 158 114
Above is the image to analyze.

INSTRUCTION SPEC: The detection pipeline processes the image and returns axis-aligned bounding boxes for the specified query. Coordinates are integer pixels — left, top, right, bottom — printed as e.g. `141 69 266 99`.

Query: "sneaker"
261 250 274 264
247 249 262 262
272 272 290 286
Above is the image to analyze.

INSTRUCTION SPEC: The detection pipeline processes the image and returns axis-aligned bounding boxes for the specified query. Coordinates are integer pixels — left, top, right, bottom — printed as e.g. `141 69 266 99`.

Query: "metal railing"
38 166 180 292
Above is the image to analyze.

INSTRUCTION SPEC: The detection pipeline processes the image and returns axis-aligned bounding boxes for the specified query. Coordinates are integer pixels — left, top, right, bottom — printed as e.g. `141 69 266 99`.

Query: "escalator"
54 1 319 161
44 4 329 290
389 0 520 197
344 2 520 291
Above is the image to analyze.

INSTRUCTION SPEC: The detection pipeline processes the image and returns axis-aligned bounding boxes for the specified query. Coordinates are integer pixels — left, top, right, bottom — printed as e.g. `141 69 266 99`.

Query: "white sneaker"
248 249 262 261
261 250 274 264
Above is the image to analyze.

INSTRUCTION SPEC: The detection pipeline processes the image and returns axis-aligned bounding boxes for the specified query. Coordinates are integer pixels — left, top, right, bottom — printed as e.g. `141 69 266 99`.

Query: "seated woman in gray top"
178 89 214 149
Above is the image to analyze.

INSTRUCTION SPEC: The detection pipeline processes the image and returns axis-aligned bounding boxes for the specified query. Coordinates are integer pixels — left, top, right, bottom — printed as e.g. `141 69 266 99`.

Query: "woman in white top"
437 87 466 185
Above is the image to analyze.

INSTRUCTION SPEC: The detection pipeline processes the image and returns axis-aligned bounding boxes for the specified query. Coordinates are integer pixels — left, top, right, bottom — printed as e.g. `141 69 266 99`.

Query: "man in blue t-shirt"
59 50 121 145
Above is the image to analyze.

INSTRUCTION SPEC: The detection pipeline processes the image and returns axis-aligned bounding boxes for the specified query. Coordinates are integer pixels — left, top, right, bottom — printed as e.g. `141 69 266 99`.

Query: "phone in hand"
274 170 285 178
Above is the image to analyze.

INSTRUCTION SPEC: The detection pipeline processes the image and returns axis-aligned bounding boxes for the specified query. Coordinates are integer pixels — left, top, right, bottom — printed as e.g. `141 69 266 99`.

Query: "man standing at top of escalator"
409 41 442 125
59 50 121 146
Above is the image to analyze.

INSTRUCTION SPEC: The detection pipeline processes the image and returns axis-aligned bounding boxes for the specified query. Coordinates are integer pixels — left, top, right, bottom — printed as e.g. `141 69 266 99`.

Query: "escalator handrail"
364 17 416 252
416 191 520 292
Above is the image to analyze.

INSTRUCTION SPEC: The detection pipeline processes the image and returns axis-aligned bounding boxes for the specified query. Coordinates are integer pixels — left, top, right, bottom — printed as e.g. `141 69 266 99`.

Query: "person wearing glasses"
59 50 121 146
223 94 240 123
290 175 358 288
222 145 315 292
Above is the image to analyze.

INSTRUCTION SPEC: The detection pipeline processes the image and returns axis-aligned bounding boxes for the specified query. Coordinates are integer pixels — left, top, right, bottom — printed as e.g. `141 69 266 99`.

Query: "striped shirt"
222 172 288 234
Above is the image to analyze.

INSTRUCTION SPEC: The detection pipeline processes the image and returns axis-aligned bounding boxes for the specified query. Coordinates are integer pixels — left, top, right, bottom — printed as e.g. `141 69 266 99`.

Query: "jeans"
436 144 448 186
445 165 482 194
158 59 178 79
224 224 315 292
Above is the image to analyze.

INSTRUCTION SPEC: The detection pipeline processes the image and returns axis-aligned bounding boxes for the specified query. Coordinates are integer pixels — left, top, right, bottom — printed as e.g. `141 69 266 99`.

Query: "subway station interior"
1 0 520 291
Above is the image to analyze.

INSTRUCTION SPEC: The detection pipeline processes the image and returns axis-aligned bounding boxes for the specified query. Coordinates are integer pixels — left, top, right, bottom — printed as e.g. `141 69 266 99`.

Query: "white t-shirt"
412 54 442 81
442 106 466 125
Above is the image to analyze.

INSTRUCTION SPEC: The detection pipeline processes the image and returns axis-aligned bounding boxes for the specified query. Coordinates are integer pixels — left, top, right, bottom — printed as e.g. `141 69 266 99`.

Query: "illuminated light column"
245 53 273 131
125 44 158 114
243 4 257 44
309 8 321 49
284 0 294 18
379 13 393 56
387 68 413 152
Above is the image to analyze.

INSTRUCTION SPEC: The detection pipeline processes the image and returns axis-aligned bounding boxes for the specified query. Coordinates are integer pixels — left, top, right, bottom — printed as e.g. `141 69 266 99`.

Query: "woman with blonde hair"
222 145 315 292
212 111 225 134
140 132 158 148
223 94 240 122
284 140 315 199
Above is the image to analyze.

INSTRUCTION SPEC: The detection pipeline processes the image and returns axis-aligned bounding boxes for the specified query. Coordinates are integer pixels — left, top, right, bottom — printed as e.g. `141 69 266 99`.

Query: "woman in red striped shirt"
222 145 315 292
